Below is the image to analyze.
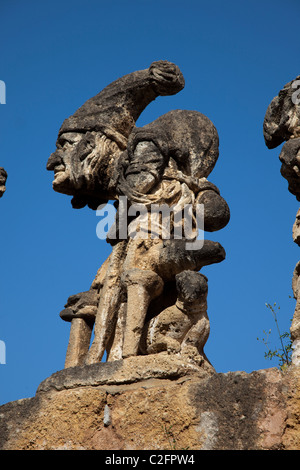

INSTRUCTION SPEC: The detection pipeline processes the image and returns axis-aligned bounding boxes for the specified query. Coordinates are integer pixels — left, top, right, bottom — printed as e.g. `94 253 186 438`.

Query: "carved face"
279 137 300 200
124 141 166 193
47 131 121 204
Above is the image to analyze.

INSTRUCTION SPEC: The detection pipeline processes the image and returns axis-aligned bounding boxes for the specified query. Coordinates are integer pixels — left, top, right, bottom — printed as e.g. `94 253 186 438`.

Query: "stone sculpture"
0 167 7 197
264 75 300 365
141 270 210 364
47 61 230 374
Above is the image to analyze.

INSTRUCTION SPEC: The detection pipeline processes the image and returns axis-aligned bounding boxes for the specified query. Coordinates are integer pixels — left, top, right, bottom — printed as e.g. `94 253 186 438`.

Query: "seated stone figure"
264 75 300 199
140 270 212 370
47 60 185 209
90 109 229 363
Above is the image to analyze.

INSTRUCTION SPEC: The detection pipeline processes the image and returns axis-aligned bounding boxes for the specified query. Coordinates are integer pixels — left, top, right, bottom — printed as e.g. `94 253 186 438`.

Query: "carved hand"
149 60 185 96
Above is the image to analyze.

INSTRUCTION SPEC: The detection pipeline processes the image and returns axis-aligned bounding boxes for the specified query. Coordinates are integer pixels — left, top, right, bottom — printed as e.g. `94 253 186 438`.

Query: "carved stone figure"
292 208 300 246
292 262 300 345
59 289 98 368
141 270 212 371
0 168 7 197
47 61 230 373
264 75 300 365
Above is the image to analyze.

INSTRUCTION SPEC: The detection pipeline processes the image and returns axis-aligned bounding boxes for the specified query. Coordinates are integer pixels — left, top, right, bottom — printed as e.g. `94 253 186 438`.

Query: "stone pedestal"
0 358 299 450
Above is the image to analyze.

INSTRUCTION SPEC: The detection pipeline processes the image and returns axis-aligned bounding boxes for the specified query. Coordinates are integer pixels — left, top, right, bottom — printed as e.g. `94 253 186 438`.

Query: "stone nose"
46 152 62 171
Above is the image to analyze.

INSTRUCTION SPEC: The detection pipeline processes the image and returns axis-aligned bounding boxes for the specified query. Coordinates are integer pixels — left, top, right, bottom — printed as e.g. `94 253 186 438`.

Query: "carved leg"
121 269 164 358
181 316 210 356
64 318 94 368
85 241 127 365
60 290 97 368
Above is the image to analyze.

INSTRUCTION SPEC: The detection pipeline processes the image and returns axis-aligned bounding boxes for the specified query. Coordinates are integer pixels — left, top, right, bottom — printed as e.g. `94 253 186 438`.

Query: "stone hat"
58 60 185 149
126 109 220 179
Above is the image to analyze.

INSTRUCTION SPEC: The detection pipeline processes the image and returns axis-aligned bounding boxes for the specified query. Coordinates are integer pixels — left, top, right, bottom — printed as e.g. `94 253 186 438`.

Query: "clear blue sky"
1 0 299 406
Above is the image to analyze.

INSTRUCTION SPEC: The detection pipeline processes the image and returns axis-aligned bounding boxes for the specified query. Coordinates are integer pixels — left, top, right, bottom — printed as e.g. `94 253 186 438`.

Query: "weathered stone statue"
0 168 7 197
264 75 300 366
47 61 230 375
141 270 210 364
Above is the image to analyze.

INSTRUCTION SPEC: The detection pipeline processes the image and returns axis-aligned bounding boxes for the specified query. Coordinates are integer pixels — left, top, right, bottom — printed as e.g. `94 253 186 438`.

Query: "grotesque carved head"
117 109 220 197
47 130 121 209
263 75 300 149
175 270 208 304
47 61 185 209
0 167 7 198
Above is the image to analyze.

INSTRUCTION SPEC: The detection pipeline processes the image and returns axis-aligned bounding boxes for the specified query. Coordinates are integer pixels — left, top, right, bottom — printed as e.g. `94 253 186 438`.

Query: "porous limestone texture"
0 361 299 450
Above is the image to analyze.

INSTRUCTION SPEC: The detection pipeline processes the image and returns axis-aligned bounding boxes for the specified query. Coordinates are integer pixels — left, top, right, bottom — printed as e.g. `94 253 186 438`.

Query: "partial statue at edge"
264 75 300 366
47 61 230 373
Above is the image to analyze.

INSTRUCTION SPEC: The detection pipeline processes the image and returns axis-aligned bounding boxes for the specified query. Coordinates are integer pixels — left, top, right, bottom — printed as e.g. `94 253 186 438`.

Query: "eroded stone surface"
1 367 298 450
36 354 210 394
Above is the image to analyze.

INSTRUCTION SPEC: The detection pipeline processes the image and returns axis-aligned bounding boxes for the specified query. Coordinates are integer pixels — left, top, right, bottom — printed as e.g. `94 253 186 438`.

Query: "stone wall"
0 359 299 450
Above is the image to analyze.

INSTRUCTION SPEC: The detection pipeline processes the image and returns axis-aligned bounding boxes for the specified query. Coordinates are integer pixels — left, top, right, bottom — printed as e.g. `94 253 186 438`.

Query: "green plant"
257 302 292 370
162 424 189 451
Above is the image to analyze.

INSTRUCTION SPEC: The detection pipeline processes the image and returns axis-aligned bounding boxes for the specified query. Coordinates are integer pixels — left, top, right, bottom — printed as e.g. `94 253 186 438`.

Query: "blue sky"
0 0 299 406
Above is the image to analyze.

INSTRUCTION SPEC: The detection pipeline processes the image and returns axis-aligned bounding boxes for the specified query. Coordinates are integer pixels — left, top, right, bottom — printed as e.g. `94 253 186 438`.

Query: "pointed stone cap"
58 60 185 149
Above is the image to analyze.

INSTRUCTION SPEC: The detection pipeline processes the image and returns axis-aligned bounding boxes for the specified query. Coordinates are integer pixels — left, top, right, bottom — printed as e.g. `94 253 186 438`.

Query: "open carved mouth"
54 164 66 175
